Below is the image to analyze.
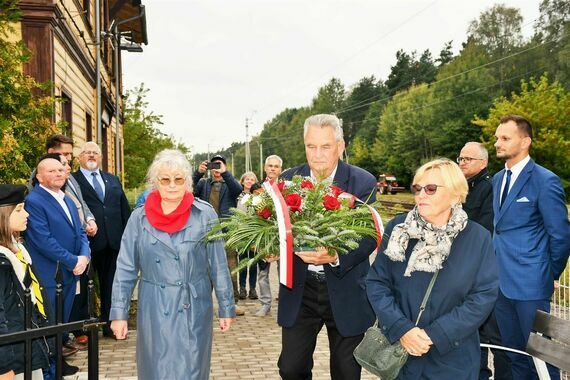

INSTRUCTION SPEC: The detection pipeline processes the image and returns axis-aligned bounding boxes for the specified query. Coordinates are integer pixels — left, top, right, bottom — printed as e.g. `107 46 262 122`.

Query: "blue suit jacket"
493 159 570 300
24 186 90 288
279 160 377 337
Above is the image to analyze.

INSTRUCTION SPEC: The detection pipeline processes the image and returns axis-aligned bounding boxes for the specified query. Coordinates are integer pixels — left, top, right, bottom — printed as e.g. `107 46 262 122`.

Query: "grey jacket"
109 198 235 380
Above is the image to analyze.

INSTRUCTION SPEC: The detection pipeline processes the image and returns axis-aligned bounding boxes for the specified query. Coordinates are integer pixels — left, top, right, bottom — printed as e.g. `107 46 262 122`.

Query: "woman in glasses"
366 158 499 379
109 149 236 380
0 184 51 380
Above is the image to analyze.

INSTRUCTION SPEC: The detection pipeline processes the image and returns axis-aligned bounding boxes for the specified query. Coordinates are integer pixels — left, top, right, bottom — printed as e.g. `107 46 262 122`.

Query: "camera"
206 161 221 170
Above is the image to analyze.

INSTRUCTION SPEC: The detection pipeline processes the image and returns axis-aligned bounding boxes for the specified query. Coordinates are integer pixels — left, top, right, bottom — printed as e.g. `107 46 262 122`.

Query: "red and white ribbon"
263 180 294 288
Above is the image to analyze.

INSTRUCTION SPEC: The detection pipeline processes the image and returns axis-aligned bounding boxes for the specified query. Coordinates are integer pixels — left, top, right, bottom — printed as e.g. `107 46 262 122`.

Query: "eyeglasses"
456 157 483 164
411 184 444 195
158 177 186 186
81 150 100 156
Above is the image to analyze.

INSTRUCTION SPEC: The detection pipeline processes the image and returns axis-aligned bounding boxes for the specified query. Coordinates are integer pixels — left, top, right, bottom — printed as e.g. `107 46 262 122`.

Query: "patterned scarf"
384 204 468 276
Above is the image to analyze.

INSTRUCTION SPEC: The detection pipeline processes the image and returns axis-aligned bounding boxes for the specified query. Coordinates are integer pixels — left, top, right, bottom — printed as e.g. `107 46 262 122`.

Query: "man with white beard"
72 141 131 338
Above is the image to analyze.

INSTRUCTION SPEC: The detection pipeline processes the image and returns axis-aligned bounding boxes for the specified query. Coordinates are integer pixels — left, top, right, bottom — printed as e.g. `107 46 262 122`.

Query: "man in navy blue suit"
278 114 377 379
492 115 570 380
72 141 131 337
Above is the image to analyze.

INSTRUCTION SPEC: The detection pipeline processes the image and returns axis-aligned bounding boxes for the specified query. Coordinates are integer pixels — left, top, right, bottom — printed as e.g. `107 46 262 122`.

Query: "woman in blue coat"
366 158 499 379
110 149 236 380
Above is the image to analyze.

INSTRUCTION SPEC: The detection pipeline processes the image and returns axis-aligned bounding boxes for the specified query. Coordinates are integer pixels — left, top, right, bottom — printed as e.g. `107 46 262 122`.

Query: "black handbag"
354 270 439 379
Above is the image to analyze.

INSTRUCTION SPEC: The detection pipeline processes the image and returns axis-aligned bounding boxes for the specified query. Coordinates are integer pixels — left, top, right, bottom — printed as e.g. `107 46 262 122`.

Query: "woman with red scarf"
109 149 236 380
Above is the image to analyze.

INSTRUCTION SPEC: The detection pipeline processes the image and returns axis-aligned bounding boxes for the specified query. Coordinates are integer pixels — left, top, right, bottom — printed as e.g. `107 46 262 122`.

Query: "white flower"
251 194 263 206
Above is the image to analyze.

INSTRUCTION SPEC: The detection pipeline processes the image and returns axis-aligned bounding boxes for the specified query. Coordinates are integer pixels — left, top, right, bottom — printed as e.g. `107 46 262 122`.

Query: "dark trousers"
91 246 119 333
479 308 512 380
69 272 89 336
239 251 258 289
495 291 560 380
278 276 363 380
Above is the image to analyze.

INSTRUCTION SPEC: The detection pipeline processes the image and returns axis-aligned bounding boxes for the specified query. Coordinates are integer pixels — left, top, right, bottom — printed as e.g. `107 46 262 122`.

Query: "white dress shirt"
500 155 530 204
40 185 73 224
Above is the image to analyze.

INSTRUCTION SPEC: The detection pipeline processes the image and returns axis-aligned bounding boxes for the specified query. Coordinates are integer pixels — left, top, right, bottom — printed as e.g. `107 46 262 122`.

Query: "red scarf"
144 190 194 234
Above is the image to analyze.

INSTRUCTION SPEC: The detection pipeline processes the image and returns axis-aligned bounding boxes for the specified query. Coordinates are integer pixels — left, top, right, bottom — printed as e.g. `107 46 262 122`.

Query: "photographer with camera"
192 154 245 315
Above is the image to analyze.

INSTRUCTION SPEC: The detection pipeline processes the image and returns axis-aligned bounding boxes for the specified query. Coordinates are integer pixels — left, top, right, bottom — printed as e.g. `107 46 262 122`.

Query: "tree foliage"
0 2 59 183
123 83 189 188
475 75 570 191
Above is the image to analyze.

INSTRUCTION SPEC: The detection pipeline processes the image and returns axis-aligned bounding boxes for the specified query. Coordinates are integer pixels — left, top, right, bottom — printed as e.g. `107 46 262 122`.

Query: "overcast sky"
122 0 540 155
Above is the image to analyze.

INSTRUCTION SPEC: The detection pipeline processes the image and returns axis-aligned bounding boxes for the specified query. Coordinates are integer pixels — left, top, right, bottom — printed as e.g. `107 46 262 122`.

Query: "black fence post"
86 262 99 380
54 261 63 380
23 266 33 380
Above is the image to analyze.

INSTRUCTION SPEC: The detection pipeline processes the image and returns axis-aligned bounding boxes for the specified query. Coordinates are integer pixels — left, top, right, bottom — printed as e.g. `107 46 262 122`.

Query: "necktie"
14 251 46 317
500 169 512 209
91 172 104 202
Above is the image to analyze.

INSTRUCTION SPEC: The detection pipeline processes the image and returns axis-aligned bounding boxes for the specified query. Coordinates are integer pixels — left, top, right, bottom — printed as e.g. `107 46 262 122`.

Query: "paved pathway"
65 269 377 379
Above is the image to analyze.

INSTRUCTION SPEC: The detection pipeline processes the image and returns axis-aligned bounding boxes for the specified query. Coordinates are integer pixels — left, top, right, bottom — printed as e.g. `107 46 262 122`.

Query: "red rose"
301 180 314 190
329 186 344 197
323 195 341 210
277 181 286 192
257 207 272 219
285 193 302 212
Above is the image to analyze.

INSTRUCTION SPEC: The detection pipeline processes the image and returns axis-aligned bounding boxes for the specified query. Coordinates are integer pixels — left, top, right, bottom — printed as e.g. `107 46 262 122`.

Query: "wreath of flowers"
207 175 380 271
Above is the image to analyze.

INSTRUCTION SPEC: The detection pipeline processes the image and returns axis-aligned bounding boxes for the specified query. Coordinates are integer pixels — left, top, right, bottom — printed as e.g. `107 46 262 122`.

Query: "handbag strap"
414 269 439 326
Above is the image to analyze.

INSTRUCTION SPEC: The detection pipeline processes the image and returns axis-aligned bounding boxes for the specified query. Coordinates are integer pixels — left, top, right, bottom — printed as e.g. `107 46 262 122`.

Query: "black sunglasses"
411 184 444 195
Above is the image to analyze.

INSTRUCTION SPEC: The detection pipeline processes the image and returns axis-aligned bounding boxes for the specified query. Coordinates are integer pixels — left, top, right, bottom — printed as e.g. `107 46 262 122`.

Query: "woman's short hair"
146 149 193 191
413 158 468 203
240 171 258 184
303 114 344 141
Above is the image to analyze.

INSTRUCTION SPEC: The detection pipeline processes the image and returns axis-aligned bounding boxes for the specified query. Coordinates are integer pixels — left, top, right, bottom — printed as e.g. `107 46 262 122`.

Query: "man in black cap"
192 154 244 314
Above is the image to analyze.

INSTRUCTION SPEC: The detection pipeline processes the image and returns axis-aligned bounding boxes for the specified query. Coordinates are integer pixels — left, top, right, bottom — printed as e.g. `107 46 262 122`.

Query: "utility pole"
245 118 251 172
259 143 263 181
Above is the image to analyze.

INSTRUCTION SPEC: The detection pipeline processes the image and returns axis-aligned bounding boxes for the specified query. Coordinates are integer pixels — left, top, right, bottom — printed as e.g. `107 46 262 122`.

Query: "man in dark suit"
72 141 131 337
25 154 91 378
492 115 570 380
458 142 511 380
278 114 377 379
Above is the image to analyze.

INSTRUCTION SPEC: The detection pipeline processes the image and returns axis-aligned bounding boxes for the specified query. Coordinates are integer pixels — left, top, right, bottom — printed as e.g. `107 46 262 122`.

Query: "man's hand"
0 370 15 380
400 327 432 356
265 254 279 263
295 247 338 265
110 320 128 340
85 219 98 237
219 317 234 332
198 161 208 174
73 255 90 275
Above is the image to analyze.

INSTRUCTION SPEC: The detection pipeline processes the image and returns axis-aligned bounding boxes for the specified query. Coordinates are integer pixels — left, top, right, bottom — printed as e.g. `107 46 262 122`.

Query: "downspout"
113 5 146 178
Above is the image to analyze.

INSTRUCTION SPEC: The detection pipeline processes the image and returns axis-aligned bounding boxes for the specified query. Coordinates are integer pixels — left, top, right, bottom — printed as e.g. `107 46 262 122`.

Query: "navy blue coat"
192 171 242 217
279 160 377 337
72 170 131 252
367 214 499 379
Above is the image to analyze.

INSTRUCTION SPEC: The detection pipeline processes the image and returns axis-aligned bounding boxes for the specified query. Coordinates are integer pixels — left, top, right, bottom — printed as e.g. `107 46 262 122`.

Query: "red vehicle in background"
377 174 405 195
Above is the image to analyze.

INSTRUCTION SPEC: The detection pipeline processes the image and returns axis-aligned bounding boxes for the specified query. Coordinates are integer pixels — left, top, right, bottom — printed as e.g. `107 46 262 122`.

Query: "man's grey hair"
463 142 488 160
265 154 283 166
79 141 101 154
303 114 344 141
146 149 193 191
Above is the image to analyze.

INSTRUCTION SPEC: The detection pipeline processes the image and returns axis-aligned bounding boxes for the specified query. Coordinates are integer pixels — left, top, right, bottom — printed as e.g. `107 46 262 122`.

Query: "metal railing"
0 262 104 380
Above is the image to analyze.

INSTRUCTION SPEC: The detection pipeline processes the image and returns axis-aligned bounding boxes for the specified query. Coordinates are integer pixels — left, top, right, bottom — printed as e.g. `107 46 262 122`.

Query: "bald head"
36 158 66 192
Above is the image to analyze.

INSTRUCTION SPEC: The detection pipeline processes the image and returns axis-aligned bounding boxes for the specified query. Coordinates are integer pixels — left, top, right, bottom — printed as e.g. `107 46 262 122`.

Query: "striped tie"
14 251 46 317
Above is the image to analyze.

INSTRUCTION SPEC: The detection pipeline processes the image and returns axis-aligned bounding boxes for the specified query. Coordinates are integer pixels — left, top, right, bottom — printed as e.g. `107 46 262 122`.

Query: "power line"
256 1 439 114
334 27 563 117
